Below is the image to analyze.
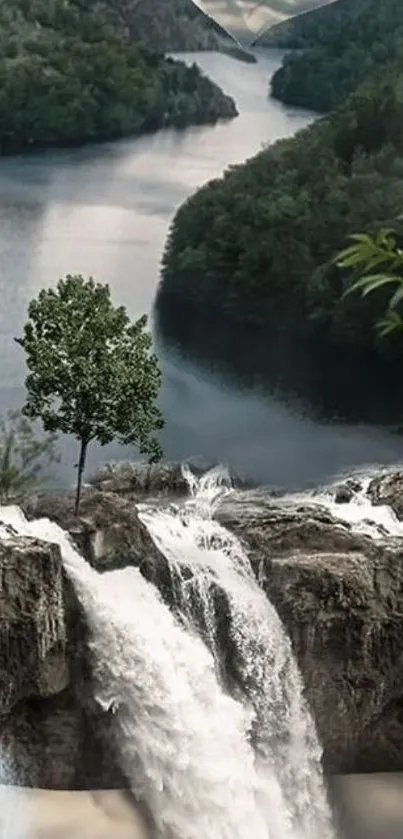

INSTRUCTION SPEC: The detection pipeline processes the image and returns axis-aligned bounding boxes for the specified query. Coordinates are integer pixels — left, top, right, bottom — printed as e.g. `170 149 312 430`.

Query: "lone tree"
16 275 164 514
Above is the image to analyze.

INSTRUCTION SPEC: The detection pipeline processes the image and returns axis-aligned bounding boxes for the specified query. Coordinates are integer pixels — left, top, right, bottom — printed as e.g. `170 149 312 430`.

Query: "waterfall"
286 469 403 540
138 466 334 839
0 467 334 839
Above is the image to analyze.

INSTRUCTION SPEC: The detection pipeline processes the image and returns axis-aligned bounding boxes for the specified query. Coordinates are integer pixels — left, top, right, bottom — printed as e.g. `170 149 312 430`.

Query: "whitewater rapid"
286 467 403 539
0 467 335 839
138 466 333 839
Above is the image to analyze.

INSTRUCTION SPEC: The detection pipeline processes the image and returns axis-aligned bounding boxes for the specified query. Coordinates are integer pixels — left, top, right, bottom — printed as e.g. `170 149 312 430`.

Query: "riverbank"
0 2 238 156
3 50 403 489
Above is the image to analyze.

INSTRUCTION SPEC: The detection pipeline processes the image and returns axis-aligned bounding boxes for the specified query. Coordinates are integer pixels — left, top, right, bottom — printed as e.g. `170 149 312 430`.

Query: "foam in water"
287 468 403 539
0 469 334 839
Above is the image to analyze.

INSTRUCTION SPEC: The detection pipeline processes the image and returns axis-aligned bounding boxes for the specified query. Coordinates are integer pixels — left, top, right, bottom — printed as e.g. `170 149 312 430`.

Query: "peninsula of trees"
0 0 238 154
158 52 403 379
268 0 403 112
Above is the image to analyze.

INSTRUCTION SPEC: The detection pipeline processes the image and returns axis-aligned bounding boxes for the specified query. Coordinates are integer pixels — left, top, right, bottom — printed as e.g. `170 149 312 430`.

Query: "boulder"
22 489 161 573
88 461 189 499
334 479 362 504
368 471 403 520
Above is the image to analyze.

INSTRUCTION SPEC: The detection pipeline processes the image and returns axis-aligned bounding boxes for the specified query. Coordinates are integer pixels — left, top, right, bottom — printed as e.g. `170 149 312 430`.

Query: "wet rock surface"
368 471 403 520
3 462 403 783
217 488 403 772
0 537 69 716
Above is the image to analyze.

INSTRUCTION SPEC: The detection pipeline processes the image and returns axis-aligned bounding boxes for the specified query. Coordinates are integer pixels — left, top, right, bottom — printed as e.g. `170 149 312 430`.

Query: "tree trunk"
75 438 88 516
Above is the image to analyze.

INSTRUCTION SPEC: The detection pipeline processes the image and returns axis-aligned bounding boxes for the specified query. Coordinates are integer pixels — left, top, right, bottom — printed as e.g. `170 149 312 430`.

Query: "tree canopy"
17 275 164 512
269 0 403 112
338 229 403 337
157 63 403 380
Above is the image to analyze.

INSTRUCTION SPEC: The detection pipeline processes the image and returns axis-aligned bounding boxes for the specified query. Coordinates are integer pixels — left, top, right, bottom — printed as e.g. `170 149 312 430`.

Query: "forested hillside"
268 0 403 111
158 63 403 368
0 0 237 154
96 0 233 52
255 0 364 48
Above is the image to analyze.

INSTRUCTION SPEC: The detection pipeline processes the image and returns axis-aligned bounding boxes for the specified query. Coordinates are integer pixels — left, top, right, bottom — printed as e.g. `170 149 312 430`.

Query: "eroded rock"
4 463 403 783
218 489 403 772
368 471 403 520
0 537 69 716
88 461 189 499
22 489 160 573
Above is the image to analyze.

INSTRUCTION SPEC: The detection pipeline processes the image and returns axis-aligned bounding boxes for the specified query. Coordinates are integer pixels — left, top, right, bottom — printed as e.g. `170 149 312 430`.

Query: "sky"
193 0 338 41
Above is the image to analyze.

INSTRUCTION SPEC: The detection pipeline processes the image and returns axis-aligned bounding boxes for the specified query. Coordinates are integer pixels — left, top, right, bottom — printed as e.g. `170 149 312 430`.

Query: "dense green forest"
0 0 237 154
269 0 403 112
158 62 403 373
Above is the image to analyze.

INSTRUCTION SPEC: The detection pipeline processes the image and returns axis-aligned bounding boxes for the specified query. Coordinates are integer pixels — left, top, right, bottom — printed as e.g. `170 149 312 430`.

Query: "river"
1 49 403 489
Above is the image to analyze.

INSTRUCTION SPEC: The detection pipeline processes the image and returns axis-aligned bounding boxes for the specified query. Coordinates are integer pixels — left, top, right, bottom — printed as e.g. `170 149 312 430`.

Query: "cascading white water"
0 468 336 839
286 468 403 539
0 502 308 839
138 466 334 839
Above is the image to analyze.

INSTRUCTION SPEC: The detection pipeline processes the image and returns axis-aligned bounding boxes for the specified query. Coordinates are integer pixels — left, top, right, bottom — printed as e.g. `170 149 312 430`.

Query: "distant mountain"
195 0 338 44
96 0 237 52
267 0 403 112
254 0 360 47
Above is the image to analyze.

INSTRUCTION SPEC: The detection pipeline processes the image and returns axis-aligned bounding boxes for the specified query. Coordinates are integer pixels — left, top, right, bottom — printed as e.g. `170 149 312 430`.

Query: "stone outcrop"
3 462 403 784
0 515 129 788
88 460 190 500
218 488 403 773
0 537 69 717
368 471 403 520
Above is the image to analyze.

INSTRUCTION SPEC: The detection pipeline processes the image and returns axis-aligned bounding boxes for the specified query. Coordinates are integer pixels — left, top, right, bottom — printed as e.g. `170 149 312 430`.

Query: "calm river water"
1 49 403 488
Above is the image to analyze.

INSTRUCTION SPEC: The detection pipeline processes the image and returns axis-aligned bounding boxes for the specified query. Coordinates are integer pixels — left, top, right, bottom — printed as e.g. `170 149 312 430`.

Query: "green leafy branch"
337 227 403 336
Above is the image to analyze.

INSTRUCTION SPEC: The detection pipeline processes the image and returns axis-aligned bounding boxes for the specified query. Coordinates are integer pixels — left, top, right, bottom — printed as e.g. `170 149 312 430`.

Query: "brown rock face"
0 537 69 717
88 461 190 500
368 471 403 520
0 524 126 789
218 490 403 773
4 462 403 785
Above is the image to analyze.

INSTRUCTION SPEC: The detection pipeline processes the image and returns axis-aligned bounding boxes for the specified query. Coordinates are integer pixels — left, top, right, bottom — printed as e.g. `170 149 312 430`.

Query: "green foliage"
0 410 59 502
338 229 403 336
16 275 164 512
270 0 403 112
257 0 358 49
158 65 403 363
0 0 237 154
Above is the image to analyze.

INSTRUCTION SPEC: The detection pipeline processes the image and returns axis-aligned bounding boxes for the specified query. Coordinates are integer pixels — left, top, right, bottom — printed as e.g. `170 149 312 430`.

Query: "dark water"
1 49 403 488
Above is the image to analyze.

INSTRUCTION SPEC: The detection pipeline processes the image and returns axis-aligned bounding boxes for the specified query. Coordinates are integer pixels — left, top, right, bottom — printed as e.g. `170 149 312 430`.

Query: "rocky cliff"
2 463 403 787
